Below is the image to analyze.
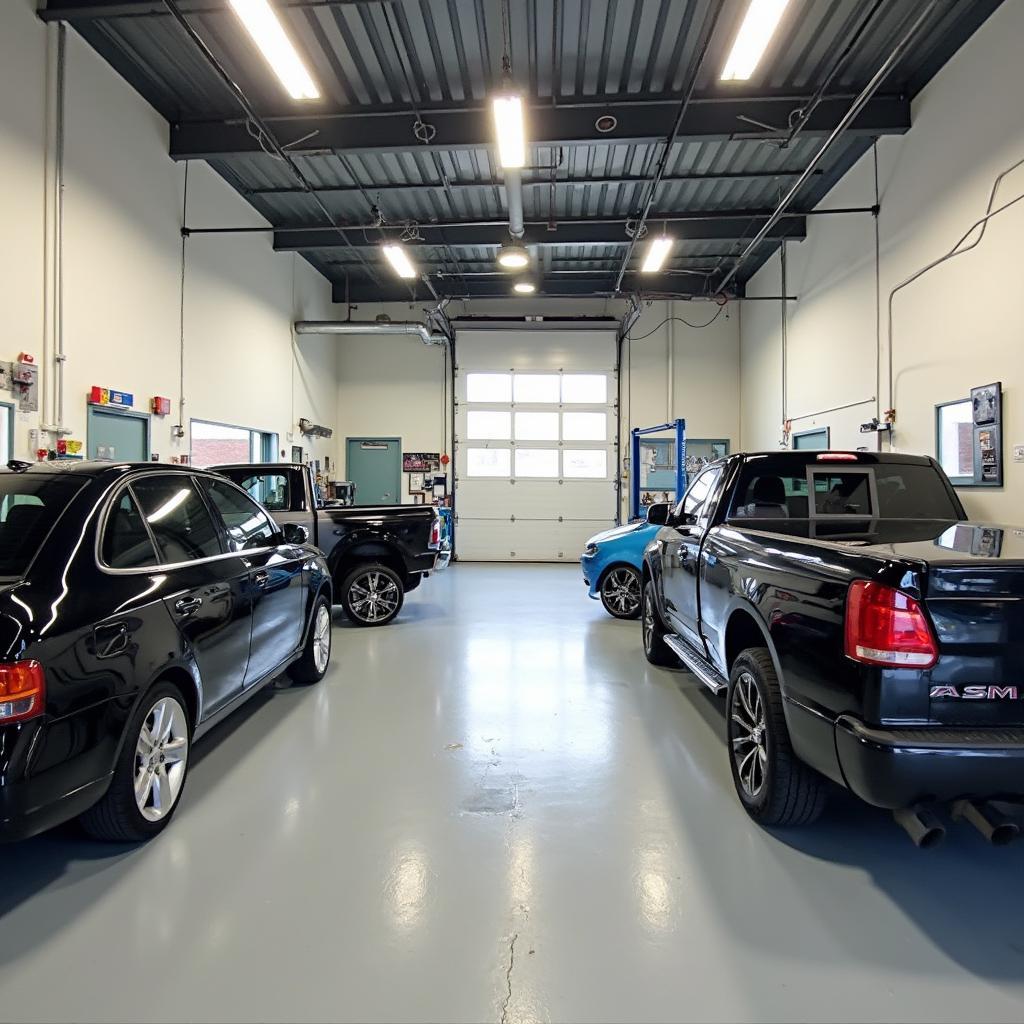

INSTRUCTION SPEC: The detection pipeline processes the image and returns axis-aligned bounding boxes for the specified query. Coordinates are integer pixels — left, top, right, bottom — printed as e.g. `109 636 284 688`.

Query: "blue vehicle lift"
629 418 687 521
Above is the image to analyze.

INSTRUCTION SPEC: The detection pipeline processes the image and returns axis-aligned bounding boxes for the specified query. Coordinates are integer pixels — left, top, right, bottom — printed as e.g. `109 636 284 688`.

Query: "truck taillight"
430 517 441 547
844 581 937 668
0 661 46 724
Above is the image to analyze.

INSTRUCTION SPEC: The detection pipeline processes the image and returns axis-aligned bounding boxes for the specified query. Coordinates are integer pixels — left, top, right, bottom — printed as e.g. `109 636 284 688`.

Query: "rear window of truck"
729 460 963 521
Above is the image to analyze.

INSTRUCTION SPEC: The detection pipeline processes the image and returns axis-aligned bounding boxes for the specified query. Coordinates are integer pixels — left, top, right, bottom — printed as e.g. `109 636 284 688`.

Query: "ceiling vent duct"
294 321 448 346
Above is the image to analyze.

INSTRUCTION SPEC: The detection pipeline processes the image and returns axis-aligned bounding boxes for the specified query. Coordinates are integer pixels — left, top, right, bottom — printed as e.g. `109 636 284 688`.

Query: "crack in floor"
498 932 518 1024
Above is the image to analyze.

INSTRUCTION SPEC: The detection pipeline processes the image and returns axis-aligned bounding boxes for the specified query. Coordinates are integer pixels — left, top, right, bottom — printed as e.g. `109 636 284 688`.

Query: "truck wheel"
727 648 825 827
600 565 642 619
340 563 404 627
80 682 191 842
642 580 680 667
288 595 332 683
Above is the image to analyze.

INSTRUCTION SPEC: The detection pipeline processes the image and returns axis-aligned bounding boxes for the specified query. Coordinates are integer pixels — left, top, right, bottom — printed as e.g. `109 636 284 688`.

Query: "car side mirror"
646 502 670 526
282 523 309 546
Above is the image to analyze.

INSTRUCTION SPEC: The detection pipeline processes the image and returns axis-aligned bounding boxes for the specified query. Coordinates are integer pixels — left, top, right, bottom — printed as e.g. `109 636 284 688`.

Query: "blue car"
580 505 669 618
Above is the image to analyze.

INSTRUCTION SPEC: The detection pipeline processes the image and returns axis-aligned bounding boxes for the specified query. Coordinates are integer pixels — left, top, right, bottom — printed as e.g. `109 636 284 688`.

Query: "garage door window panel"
513 375 560 404
563 450 608 479
468 449 512 477
467 373 512 403
515 449 560 478
561 374 607 404
515 412 560 441
468 410 512 440
562 412 607 441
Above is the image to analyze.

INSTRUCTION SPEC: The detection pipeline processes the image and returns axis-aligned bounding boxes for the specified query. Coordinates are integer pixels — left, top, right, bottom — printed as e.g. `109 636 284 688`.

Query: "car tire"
288 595 332 683
727 648 826 827
80 682 192 842
642 579 680 667
600 565 642 619
340 562 405 627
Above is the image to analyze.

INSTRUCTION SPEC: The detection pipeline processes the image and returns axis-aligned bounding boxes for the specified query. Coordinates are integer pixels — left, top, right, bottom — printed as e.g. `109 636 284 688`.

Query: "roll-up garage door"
454 328 617 561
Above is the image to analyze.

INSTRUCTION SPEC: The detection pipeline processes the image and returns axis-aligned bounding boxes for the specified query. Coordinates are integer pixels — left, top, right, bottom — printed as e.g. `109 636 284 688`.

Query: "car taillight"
844 581 938 668
430 517 441 547
0 661 46 724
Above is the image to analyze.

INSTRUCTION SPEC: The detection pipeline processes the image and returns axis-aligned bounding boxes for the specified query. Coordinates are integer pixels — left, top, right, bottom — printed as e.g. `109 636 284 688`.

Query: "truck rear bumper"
433 546 451 571
835 716 1024 809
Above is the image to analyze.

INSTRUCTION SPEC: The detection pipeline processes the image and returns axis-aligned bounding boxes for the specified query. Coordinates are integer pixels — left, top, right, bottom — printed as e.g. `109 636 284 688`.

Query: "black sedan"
0 460 333 842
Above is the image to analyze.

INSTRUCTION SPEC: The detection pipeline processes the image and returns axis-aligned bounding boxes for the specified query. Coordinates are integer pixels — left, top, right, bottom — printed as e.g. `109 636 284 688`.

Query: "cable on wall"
623 307 725 343
873 141 882 427
175 159 190 441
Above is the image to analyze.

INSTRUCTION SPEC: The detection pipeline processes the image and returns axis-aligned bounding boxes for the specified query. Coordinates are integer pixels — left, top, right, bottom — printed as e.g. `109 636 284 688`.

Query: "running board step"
663 634 728 696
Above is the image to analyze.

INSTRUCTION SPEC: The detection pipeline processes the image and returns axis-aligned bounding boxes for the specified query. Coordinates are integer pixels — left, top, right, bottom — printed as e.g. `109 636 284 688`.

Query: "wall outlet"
1013 444 1024 463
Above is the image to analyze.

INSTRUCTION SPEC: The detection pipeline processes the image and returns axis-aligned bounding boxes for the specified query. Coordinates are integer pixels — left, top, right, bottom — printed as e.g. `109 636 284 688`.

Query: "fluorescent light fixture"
641 236 673 273
497 243 529 269
492 93 526 169
230 0 320 100
381 244 417 279
513 280 536 294
721 0 791 81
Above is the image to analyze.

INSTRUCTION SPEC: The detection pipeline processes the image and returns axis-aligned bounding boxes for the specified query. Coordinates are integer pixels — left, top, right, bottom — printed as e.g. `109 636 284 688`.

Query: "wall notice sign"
90 386 134 408
403 452 439 472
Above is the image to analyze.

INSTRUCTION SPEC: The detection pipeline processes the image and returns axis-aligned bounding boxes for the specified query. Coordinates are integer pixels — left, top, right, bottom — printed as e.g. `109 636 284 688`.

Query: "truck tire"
340 562 405 627
727 648 826 827
288 595 332 683
600 565 642 619
642 579 680 667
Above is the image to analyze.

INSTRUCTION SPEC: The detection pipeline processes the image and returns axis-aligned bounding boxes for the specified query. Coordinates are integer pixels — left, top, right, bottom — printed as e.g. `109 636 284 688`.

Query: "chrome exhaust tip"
952 800 1020 846
893 806 946 848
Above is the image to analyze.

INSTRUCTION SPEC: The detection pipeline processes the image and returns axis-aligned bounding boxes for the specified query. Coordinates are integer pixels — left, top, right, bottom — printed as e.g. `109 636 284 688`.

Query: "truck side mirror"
282 523 309 546
646 502 670 526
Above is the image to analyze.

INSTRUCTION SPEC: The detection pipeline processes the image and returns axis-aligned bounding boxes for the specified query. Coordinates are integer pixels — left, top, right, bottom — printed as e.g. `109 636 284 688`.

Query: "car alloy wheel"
348 570 401 623
602 567 641 616
313 602 331 673
134 696 189 822
730 670 767 799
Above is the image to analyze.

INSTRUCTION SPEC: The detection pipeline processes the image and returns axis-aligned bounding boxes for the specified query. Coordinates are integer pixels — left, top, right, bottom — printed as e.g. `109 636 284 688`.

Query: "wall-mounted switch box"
1013 444 1024 463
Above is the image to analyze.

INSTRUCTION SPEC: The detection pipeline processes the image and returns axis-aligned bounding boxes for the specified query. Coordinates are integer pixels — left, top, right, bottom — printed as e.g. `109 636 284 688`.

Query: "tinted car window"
0 474 85 577
202 478 277 552
102 490 158 569
676 466 721 522
235 472 292 512
130 476 223 563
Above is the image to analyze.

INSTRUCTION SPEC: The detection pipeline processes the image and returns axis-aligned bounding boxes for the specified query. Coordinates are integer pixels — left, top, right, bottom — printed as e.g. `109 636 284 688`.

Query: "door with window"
121 475 253 717
661 465 724 649
201 476 305 685
455 330 617 561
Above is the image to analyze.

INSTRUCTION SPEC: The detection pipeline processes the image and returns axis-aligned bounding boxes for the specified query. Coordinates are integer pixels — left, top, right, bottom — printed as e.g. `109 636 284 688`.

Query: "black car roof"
2 460 203 479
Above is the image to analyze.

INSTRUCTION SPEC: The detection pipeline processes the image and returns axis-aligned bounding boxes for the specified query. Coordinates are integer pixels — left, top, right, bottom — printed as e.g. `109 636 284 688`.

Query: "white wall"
0 1 338 468
740 0 1024 522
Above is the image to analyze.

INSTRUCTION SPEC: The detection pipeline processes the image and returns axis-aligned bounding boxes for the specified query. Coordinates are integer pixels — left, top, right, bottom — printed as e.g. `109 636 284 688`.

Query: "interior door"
661 465 722 648
88 407 149 461
346 438 401 505
130 474 252 717
454 329 617 561
200 476 305 686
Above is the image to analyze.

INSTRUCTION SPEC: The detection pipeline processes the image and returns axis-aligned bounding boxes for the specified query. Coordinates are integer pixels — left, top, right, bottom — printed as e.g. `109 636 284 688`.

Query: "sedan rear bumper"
835 716 1024 809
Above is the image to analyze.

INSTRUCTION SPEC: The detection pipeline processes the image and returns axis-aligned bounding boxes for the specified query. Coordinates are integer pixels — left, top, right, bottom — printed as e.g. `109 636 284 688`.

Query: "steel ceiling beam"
37 0 379 18
170 95 910 161
273 214 805 252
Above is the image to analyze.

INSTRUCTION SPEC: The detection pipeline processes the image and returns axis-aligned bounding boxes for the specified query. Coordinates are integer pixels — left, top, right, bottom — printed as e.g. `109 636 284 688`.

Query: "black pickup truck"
212 463 449 627
642 450 1024 846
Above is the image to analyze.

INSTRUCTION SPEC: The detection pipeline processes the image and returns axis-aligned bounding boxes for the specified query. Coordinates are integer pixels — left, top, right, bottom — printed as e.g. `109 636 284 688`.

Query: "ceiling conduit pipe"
715 0 939 297
294 321 449 346
505 169 525 240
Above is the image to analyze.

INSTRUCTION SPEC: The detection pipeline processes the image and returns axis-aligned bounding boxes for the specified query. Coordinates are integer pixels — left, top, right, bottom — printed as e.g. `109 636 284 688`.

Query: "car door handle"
253 570 270 587
174 596 203 616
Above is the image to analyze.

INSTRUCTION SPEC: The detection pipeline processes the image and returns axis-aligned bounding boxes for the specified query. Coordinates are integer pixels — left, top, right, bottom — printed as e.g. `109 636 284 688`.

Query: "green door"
88 407 150 461
346 438 401 506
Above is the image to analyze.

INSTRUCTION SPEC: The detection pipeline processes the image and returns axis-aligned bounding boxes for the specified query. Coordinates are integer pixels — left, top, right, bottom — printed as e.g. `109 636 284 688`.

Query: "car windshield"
729 458 964 521
0 474 87 577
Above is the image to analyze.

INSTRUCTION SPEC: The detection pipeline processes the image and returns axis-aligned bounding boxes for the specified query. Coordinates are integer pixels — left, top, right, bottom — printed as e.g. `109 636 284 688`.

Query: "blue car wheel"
600 565 642 619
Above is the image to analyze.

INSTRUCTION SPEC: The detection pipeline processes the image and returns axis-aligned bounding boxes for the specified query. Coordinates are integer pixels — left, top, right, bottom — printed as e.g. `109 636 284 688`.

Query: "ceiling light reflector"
641 236 673 274
513 280 536 294
230 0 320 100
497 243 529 270
492 94 526 169
720 0 791 82
382 244 417 279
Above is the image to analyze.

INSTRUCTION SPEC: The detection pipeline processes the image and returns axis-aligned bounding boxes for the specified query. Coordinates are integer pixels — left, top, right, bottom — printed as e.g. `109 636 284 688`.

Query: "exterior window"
513 374 560 404
561 374 607 403
130 476 222 563
466 373 512 403
514 412 559 441
467 448 511 477
515 449 559 477
467 410 512 440
202 478 277 551
562 412 606 441
563 450 607 478
102 491 158 569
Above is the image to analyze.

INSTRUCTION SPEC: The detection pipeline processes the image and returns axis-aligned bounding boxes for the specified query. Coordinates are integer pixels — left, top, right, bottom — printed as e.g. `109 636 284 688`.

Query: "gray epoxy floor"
2 564 1024 1023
